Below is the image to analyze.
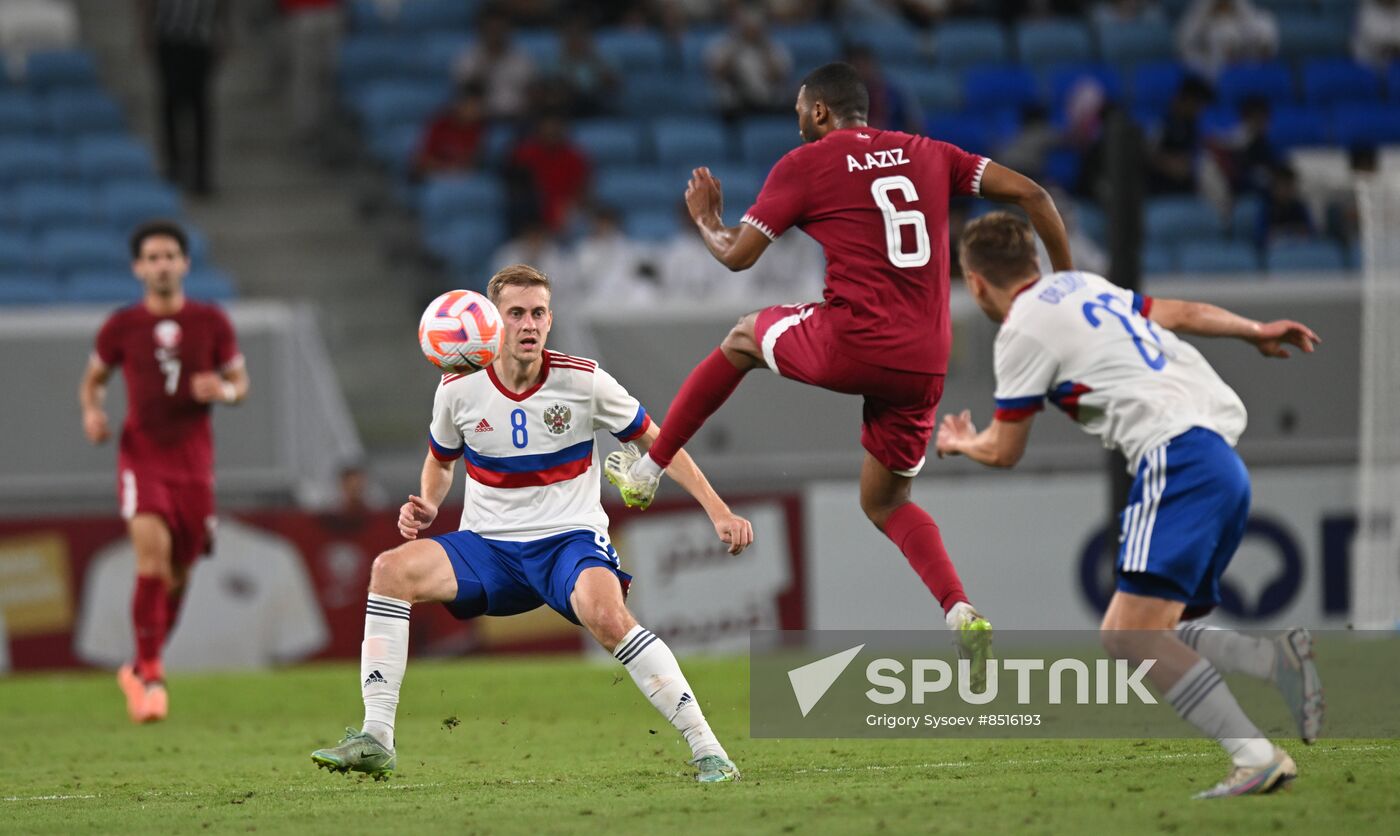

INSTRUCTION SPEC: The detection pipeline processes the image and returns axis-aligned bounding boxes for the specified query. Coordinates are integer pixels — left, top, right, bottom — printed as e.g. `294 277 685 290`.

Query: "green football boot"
691 754 741 783
604 445 660 510
311 728 396 781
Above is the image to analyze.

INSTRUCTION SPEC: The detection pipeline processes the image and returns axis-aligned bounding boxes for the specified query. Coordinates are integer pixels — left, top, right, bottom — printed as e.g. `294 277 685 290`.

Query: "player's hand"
685 167 723 225
936 410 977 458
190 371 227 403
82 408 110 444
1251 319 1320 359
712 511 754 556
398 494 438 540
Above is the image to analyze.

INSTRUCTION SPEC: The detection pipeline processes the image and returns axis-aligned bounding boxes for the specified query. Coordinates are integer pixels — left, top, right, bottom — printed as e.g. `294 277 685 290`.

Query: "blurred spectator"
1217 95 1279 198
751 224 826 300
656 202 742 301
1354 0 1400 70
846 45 921 134
1091 0 1164 25
506 112 591 233
142 0 230 196
572 205 658 308
454 12 535 120
555 17 620 117
0 0 77 59
1327 145 1380 250
1256 163 1315 249
281 0 343 146
1147 75 1213 195
705 7 792 120
998 103 1057 181
414 83 490 178
490 224 574 289
1177 0 1277 79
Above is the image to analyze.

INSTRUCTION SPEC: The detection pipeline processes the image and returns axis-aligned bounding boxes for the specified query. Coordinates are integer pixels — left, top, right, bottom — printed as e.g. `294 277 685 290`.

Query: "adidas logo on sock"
475 419 493 433
364 670 388 686
676 692 693 711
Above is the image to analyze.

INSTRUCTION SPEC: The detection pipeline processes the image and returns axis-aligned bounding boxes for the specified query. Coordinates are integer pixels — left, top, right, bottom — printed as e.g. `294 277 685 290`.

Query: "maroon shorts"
755 303 945 476
117 465 216 567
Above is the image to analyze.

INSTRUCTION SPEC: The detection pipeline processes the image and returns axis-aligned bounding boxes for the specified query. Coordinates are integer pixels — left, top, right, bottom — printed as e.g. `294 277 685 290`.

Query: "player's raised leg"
570 567 739 783
1178 622 1324 744
608 314 764 509
1102 593 1295 798
119 511 174 724
311 538 459 780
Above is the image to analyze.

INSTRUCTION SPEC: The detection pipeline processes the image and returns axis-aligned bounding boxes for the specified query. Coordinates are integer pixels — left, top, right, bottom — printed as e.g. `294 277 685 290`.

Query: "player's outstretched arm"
632 423 753 555
935 409 1034 469
399 452 455 540
977 162 1073 273
79 355 112 444
687 167 772 271
1147 298 1321 359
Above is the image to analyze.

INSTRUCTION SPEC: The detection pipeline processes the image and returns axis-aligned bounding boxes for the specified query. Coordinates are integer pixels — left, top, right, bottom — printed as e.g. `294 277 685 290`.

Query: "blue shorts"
430 529 631 625
1115 427 1251 616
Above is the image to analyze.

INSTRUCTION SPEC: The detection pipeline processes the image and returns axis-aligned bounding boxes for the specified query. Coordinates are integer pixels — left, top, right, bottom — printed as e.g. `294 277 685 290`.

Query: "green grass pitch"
2 656 1396 834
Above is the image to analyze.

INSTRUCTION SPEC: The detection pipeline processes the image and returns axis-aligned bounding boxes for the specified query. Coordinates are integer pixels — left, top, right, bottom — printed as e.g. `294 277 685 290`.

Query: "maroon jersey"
94 300 241 482
741 127 988 374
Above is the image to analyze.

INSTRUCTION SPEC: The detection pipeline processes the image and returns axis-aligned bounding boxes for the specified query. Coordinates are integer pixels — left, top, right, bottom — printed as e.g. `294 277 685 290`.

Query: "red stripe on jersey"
545 351 596 369
441 373 466 385
994 406 1041 422
463 455 592 488
617 413 651 443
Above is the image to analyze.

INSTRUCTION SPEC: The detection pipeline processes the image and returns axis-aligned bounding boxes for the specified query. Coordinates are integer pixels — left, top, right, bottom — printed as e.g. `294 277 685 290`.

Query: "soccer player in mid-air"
79 220 250 723
606 62 1074 659
311 265 752 783
937 212 1324 798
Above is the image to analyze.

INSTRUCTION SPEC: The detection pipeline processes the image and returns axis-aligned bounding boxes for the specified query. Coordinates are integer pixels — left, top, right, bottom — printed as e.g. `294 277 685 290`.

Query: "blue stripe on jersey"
1131 292 1148 314
612 405 648 441
462 438 594 473
428 432 464 460
994 395 1045 410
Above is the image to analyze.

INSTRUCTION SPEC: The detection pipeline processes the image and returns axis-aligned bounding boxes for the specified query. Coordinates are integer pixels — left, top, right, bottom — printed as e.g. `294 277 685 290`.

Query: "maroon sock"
132 575 168 683
649 348 748 469
883 503 969 614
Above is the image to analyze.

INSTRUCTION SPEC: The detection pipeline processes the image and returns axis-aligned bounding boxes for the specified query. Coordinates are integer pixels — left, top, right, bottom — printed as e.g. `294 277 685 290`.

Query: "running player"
937 212 1324 798
606 62 1073 655
79 220 250 723
311 265 752 783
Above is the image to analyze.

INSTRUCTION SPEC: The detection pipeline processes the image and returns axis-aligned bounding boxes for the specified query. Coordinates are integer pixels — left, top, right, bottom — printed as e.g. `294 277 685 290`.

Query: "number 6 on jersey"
871 175 930 268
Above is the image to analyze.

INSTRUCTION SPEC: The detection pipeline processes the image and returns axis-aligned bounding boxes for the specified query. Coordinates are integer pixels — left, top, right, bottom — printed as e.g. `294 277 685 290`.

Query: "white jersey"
992 271 1247 472
428 350 651 541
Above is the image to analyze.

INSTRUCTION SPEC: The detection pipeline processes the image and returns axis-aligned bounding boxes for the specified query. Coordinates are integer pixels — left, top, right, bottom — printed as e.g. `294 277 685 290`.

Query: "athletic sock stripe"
1168 665 1217 711
614 629 654 661
366 597 411 613
1178 624 1204 649
618 633 659 665
1171 669 1222 715
1178 672 1224 718
365 605 411 621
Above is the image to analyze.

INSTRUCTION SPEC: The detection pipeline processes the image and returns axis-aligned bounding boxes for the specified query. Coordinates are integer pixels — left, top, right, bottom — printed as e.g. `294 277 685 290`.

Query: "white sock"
945 601 978 631
633 452 663 481
1177 622 1276 679
1164 658 1274 768
614 625 726 761
360 593 410 751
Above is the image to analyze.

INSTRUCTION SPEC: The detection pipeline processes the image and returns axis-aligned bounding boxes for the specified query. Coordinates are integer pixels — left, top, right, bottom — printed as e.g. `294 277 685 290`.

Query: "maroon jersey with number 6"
93 301 242 483
741 127 989 374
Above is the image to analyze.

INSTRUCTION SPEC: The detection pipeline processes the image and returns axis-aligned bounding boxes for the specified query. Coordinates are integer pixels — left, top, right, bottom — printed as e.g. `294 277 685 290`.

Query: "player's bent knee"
369 544 435 601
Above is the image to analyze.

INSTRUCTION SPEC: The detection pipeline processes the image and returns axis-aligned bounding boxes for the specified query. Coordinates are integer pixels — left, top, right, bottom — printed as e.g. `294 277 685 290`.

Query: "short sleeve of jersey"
993 327 1060 421
427 379 465 461
741 151 805 241
93 310 125 368
210 306 243 370
592 367 650 442
930 139 990 197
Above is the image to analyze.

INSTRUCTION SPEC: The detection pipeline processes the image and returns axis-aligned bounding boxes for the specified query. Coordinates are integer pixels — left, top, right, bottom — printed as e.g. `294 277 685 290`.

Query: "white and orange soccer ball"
417 289 504 373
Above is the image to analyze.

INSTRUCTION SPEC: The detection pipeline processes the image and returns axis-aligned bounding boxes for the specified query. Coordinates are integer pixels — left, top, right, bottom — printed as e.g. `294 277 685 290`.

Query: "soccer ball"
418 289 504 373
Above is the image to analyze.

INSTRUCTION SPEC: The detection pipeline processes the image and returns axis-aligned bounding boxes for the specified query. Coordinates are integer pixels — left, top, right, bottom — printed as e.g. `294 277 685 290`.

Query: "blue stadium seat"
1095 20 1175 67
621 76 713 118
1302 59 1381 106
15 183 96 230
1317 0 1362 22
1045 64 1124 114
38 228 128 275
934 21 1010 70
1129 61 1187 116
0 231 32 270
698 163 765 217
1015 20 1093 67
394 0 475 32
65 269 141 303
770 24 841 71
183 225 211 265
1145 196 1224 244
338 35 421 88
0 92 43 135
0 139 68 182
185 267 237 300
845 22 926 64
407 34 470 82
963 66 1039 113
678 27 725 75
1256 0 1323 13
1199 104 1239 139
1216 62 1295 107
433 217 507 273
99 182 182 232
594 166 681 213
371 123 423 174
652 118 729 167
45 90 124 135
623 210 679 242
1266 240 1347 272
1269 105 1330 149
1178 241 1260 274
924 114 995 155
891 67 961 113
353 81 448 133
25 50 99 90
594 29 668 74
73 136 156 182
1334 103 1400 145
738 117 800 166
419 175 505 232
571 120 644 167
1391 62 1400 102
1142 242 1176 274
1230 195 1263 238
515 30 561 69
0 272 59 305
1277 15 1350 62
1042 148 1082 190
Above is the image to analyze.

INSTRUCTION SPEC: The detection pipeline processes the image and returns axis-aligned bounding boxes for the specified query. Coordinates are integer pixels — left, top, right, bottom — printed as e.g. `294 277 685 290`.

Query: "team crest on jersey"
543 403 572 435
154 319 182 348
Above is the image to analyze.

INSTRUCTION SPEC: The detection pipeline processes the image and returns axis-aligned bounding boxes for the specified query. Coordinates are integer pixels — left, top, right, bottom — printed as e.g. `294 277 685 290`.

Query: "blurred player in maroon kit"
607 63 1073 656
78 220 250 723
